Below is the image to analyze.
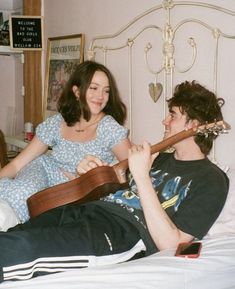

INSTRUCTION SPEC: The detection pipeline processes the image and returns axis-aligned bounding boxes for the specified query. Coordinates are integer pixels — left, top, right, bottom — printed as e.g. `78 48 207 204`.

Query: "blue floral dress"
0 114 129 222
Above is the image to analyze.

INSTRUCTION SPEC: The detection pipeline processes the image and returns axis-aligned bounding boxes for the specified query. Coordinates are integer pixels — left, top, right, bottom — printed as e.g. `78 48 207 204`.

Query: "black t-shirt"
99 152 229 254
149 153 229 239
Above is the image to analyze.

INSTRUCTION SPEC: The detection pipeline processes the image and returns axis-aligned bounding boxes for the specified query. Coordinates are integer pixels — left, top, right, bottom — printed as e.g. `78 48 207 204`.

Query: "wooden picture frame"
0 11 10 46
44 34 84 118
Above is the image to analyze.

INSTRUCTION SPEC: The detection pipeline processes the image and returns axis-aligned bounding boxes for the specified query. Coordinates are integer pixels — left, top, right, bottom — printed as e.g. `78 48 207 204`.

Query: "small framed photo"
0 11 10 46
44 34 85 118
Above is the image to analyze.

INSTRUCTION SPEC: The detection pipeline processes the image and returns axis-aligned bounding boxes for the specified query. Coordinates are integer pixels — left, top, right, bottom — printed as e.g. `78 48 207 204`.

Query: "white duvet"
1 234 235 289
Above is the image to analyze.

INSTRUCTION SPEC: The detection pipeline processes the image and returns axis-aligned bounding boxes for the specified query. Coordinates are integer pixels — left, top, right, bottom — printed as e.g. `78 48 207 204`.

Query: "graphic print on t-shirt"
150 169 192 212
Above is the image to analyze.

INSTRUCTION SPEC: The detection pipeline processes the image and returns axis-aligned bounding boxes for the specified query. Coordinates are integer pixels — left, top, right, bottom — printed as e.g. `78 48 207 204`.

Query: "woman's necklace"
75 116 101 133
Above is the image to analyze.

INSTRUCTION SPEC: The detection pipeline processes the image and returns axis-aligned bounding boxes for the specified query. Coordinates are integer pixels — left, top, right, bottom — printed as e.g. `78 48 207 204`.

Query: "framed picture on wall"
9 15 43 50
0 12 10 46
44 34 85 118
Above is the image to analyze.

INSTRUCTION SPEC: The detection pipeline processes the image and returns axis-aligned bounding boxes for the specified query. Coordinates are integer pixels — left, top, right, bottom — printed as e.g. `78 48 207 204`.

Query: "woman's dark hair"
57 60 127 126
167 80 225 155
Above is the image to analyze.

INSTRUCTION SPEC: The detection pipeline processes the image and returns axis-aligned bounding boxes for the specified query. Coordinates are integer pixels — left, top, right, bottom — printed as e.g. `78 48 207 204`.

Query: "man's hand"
128 141 159 182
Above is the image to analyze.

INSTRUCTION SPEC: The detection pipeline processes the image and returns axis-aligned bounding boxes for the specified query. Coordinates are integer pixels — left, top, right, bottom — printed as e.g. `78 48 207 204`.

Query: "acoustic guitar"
27 120 230 218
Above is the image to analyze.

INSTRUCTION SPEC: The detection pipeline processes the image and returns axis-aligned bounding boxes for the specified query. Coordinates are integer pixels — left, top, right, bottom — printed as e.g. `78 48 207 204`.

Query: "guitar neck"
150 127 196 154
113 127 197 183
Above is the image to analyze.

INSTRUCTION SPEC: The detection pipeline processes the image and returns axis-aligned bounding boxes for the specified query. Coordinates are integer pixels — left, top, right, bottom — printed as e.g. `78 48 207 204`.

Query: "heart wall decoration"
148 82 163 103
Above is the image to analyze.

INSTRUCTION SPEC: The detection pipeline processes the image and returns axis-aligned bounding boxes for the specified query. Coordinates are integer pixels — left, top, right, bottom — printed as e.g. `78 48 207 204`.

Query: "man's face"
162 106 188 139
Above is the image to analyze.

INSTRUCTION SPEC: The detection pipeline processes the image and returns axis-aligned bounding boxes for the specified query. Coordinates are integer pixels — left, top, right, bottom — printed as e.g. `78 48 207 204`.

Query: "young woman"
0 61 131 223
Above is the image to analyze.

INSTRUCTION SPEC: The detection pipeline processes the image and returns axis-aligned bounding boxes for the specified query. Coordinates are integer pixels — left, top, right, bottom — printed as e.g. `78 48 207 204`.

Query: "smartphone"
175 241 202 258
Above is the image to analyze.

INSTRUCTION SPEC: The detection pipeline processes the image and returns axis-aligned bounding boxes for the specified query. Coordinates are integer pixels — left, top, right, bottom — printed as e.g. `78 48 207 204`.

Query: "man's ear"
191 119 200 128
185 119 199 130
72 85 80 99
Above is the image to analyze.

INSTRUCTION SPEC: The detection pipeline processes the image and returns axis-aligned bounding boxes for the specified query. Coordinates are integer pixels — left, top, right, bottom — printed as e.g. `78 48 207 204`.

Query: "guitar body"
27 166 129 218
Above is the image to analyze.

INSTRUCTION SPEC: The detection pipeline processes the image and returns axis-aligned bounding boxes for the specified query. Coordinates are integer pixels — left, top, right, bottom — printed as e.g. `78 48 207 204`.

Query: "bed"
0 167 235 288
1 0 235 288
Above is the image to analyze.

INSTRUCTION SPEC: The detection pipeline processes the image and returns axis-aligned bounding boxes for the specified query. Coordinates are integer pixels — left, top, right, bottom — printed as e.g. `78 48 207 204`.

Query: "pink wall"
0 1 23 136
0 54 23 135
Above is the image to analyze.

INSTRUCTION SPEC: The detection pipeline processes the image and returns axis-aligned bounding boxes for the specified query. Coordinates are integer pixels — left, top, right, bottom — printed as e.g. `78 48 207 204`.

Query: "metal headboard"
87 0 235 162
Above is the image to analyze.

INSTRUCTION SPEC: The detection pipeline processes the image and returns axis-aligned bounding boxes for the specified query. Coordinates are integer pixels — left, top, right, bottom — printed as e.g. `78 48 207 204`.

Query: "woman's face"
86 70 110 115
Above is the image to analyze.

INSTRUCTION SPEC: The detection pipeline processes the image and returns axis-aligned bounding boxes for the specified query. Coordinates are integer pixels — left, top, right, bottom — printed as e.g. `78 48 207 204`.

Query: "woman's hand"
62 155 108 181
76 155 108 176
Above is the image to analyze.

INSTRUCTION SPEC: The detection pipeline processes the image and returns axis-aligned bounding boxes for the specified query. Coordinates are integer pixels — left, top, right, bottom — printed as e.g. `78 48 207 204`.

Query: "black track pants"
0 202 146 282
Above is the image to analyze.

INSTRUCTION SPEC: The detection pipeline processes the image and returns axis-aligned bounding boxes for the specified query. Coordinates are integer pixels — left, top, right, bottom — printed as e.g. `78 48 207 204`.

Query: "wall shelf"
0 45 23 55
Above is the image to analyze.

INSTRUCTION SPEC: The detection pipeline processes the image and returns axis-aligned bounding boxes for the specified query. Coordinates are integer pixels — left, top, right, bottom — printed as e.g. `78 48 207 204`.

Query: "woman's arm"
63 138 131 180
0 136 48 179
112 138 132 161
78 138 131 173
128 141 193 250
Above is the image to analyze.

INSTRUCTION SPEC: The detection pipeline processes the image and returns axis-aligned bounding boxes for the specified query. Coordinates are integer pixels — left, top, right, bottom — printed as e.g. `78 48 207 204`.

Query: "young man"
0 81 229 283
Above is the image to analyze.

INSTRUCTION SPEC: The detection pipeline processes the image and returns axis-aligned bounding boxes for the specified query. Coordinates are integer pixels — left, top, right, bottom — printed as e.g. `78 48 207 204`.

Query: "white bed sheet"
1 234 235 289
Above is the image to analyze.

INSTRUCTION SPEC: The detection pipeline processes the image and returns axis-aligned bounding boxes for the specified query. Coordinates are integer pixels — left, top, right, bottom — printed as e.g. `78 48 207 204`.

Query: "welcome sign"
9 15 43 50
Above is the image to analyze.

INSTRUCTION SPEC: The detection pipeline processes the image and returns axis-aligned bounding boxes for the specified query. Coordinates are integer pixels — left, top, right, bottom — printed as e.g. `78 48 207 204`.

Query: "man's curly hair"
167 80 225 155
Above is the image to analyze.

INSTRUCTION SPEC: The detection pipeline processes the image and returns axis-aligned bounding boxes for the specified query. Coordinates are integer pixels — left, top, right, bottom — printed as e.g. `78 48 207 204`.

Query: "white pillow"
207 167 235 236
0 199 19 231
